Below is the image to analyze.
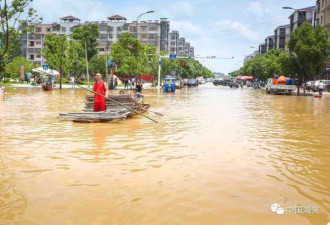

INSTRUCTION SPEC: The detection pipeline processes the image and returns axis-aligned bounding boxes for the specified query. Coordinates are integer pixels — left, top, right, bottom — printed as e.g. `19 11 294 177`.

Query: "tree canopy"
111 33 213 81
72 23 100 61
0 0 40 82
42 34 67 88
5 56 36 79
288 22 330 81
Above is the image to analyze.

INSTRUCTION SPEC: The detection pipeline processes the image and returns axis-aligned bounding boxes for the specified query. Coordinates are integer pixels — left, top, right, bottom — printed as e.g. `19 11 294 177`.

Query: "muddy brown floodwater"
0 84 329 225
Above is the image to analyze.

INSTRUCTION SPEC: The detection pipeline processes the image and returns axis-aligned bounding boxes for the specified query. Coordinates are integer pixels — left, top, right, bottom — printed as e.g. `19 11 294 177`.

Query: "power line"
185 18 289 41
189 19 289 41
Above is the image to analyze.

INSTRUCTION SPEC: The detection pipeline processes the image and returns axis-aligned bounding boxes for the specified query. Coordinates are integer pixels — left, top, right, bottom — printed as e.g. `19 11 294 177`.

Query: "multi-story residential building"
127 19 161 51
160 18 170 52
169 31 179 55
244 50 259 65
258 43 266 54
21 15 195 64
265 35 275 52
21 23 53 65
289 6 316 32
177 38 185 55
316 0 330 38
274 24 290 53
57 15 81 39
184 42 191 55
189 47 194 57
168 32 194 56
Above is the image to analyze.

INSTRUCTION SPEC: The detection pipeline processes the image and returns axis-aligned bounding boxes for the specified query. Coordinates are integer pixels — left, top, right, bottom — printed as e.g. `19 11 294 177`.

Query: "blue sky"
32 0 316 74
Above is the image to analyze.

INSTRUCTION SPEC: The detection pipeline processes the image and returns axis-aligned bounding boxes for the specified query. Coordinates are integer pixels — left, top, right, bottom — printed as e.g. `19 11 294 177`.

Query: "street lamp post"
136 10 155 39
283 6 304 95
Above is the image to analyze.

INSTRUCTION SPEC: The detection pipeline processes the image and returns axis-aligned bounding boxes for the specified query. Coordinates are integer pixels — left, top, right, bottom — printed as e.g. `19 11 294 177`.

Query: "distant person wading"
93 73 108 112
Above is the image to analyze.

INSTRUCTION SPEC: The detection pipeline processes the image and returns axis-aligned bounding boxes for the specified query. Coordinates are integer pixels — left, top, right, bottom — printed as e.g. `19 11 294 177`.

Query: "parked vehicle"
312 80 330 92
175 78 184 89
163 77 176 93
213 79 231 86
265 77 295 94
188 79 198 87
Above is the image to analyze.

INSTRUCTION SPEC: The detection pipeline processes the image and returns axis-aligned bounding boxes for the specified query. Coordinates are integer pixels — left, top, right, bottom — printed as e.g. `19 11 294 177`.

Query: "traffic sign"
169 54 177 59
43 64 48 70
107 59 114 67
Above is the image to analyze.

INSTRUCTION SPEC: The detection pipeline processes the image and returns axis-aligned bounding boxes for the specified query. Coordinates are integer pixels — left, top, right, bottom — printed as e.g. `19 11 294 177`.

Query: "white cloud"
160 1 195 19
245 2 265 18
171 20 203 36
213 20 260 41
31 0 113 22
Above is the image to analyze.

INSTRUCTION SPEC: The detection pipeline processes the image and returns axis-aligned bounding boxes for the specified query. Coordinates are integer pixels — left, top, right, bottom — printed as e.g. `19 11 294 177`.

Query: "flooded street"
0 84 329 225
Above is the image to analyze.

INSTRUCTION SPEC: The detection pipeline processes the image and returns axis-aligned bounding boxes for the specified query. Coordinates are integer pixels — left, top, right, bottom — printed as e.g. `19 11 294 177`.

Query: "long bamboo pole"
63 78 158 123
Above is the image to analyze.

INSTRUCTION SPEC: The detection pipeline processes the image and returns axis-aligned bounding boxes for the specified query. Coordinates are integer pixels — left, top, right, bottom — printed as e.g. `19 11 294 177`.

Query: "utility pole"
84 42 90 88
105 45 108 83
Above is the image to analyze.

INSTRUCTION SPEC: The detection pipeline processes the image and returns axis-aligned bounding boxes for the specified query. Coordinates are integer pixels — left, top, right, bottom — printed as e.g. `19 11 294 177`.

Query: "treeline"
233 22 330 82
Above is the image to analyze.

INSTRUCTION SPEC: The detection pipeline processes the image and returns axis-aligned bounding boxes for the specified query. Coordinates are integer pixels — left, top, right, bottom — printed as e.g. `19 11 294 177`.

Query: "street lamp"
136 10 155 39
282 6 294 10
283 6 304 26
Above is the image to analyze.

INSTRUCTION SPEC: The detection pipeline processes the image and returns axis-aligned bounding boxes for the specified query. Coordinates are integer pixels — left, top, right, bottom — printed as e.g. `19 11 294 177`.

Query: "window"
149 34 157 39
279 44 285 49
29 41 34 47
122 26 128 31
140 26 147 31
36 41 41 45
29 54 35 60
130 26 136 32
117 34 121 38
70 27 74 32
170 36 176 40
100 34 108 39
28 48 34 53
117 27 121 31
61 27 66 32
149 26 156 31
36 55 41 58
140 34 147 39
35 34 42 39
109 27 113 32
109 34 113 39
322 0 325 8
321 16 324 24
46 27 51 32
170 41 176 46
35 27 42 32
279 37 285 42
170 47 175 52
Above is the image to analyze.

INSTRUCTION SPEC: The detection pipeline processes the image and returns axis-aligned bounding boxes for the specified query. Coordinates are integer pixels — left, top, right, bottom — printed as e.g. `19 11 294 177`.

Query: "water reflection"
0 85 329 225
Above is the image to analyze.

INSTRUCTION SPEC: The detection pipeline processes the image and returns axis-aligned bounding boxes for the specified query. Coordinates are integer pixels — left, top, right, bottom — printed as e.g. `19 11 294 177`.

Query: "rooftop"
107 15 127 20
60 15 80 20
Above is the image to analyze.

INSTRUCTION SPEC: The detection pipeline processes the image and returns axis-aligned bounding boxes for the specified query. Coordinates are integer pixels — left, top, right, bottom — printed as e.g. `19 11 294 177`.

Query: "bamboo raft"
58 94 150 123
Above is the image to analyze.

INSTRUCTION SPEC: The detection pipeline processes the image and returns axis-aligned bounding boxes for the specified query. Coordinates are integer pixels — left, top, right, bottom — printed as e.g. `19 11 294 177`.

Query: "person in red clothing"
93 73 108 112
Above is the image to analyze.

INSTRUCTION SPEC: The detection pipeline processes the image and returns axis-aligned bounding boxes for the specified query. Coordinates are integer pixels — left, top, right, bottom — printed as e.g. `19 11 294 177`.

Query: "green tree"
5 56 36 79
64 40 85 78
42 34 67 89
111 32 144 75
89 55 106 76
0 0 40 83
72 23 99 61
288 22 330 82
